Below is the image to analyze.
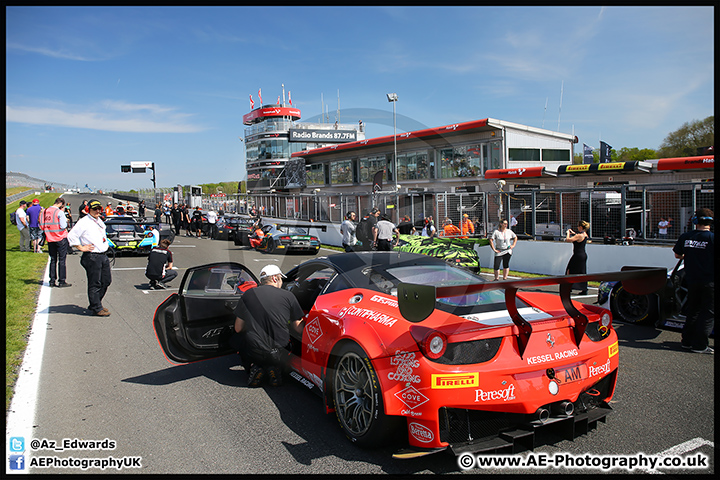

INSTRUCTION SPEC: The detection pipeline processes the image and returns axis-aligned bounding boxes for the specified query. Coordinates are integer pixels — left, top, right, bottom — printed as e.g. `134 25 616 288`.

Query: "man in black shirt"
145 239 177 289
673 208 714 354
232 264 304 387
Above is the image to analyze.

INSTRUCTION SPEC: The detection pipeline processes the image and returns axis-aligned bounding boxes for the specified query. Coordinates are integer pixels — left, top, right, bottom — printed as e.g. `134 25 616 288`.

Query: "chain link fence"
239 180 713 244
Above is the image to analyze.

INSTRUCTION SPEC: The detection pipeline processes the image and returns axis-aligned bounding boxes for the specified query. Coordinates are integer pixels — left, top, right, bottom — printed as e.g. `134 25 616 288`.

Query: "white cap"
259 264 286 280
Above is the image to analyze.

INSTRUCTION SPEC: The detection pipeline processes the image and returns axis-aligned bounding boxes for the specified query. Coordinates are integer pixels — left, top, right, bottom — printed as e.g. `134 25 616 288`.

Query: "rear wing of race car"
398 266 666 358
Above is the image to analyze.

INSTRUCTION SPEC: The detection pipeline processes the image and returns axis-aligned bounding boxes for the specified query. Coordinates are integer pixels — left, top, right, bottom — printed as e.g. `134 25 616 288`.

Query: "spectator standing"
421 217 436 238
105 203 114 218
67 199 112 316
340 211 357 252
442 218 461 238
145 239 177 290
230 265 305 387
182 204 193 237
658 217 669 239
460 213 475 237
16 200 31 252
191 207 203 238
376 213 399 251
138 200 146 219
40 197 72 287
154 203 162 224
171 203 183 235
673 208 714 354
78 199 89 220
206 208 218 239
26 198 44 253
163 203 172 224
397 215 416 235
489 219 518 281
564 220 590 295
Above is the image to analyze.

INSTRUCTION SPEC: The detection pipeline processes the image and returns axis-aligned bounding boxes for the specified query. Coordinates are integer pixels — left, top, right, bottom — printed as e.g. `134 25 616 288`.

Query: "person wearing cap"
26 198 44 253
15 200 31 252
105 203 114 217
441 218 461 238
231 264 304 387
40 197 72 287
460 213 475 237
67 199 112 317
145 238 177 290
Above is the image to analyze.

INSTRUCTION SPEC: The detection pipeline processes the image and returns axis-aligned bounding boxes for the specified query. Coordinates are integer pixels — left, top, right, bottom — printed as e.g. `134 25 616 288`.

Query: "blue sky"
6 6 714 191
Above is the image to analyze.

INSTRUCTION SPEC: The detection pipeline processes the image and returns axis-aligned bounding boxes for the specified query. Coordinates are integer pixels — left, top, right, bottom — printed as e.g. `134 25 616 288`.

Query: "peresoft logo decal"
394 386 429 410
608 341 619 357
431 373 479 389
409 422 434 443
475 384 516 402
589 359 611 377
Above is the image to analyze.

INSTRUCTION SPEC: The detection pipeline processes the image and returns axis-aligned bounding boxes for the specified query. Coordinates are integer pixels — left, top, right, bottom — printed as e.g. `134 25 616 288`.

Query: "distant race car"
153 252 665 458
105 217 159 255
597 261 688 329
251 223 321 255
394 235 489 273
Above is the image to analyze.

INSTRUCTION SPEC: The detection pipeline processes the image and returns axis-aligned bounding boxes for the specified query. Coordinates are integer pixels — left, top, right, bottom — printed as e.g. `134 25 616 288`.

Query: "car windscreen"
383 264 521 310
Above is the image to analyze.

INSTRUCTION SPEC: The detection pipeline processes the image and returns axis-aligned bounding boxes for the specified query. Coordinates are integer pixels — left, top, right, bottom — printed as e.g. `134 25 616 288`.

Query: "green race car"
393 234 489 273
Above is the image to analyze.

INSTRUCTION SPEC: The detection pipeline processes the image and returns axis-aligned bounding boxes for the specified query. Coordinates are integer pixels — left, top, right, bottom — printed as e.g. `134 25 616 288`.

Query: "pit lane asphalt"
19 212 714 474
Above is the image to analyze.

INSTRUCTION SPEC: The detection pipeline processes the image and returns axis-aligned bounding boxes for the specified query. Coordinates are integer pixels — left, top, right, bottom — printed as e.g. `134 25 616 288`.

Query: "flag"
583 144 594 164
288 91 292 105
258 88 262 105
277 96 280 105
249 94 254 109
600 141 612 163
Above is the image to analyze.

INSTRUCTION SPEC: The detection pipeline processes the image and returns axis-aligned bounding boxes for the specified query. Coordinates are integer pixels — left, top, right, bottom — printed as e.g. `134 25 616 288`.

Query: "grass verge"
5 191 59 411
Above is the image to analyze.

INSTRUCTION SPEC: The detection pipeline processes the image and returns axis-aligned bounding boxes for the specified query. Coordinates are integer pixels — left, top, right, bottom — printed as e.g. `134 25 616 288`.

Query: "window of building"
330 160 353 184
509 148 540 162
438 146 481 179
397 151 430 181
359 155 388 183
542 149 570 162
306 164 325 186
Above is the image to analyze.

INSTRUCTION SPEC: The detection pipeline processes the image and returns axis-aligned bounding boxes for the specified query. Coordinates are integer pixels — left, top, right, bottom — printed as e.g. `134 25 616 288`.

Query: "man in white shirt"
67 199 112 316
16 200 31 252
206 209 218 239
340 211 357 252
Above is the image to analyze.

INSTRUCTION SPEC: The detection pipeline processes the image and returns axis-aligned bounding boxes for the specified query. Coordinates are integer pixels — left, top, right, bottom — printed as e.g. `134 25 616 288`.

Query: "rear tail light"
414 330 447 360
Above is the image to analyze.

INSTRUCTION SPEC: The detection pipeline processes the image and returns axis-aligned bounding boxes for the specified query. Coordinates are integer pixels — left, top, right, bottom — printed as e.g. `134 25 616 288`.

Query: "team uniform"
145 245 177 289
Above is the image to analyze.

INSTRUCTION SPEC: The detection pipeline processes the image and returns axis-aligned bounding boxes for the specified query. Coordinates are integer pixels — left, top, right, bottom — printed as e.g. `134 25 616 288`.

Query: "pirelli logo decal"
431 372 479 389
608 341 619 358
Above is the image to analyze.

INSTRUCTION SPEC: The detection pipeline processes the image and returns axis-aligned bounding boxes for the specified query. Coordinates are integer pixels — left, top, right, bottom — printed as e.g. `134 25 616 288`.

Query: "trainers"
154 282 167 290
267 366 283 387
57 282 72 288
247 365 265 387
691 347 714 354
149 280 157 289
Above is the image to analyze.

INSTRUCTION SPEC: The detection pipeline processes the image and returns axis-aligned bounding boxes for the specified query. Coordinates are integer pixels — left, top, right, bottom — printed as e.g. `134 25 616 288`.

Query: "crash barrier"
238 180 713 245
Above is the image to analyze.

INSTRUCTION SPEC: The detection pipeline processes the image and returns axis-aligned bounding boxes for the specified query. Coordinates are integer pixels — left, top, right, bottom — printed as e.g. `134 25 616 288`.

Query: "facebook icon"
9 455 25 470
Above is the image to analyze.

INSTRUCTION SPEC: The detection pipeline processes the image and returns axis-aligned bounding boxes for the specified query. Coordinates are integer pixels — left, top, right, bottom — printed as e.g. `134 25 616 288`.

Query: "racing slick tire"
267 238 276 254
332 343 402 448
610 284 658 324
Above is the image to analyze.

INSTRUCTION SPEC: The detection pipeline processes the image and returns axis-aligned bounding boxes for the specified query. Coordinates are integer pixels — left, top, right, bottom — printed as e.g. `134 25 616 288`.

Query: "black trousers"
80 252 112 313
48 238 69 284
682 282 715 350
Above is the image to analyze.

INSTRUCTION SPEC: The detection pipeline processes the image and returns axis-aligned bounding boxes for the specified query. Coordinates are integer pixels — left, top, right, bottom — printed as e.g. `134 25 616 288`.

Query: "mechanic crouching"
230 265 304 387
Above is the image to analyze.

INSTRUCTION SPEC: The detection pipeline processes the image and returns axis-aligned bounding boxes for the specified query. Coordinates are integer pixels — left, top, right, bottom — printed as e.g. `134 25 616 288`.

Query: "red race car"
153 253 664 458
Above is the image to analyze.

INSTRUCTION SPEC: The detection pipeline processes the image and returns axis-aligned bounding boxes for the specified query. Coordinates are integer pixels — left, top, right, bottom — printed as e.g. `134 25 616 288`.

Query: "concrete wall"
263 217 678 275
476 240 678 275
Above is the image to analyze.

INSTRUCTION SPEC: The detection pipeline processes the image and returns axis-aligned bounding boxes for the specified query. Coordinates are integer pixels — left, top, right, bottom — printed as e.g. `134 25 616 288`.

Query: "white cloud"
6 101 206 133
6 42 102 62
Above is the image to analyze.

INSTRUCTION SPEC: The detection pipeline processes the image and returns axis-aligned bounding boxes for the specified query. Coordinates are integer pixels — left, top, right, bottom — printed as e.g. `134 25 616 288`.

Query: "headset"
692 215 713 225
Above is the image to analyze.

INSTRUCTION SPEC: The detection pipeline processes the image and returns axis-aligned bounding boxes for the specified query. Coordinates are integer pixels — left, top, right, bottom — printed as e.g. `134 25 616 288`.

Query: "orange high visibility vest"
41 206 68 242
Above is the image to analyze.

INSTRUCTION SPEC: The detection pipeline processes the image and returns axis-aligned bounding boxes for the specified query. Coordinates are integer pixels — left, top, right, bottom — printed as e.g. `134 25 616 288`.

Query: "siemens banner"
288 128 357 143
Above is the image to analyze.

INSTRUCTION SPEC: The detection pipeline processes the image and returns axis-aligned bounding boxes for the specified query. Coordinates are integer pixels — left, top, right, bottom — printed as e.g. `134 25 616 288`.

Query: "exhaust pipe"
535 407 550 423
552 401 574 417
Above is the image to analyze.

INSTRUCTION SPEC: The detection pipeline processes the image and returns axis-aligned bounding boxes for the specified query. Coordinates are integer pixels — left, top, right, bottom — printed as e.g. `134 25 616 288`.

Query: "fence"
241 180 713 244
